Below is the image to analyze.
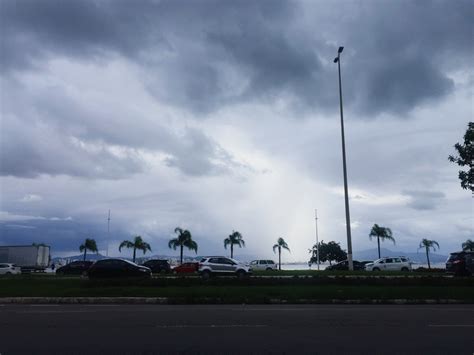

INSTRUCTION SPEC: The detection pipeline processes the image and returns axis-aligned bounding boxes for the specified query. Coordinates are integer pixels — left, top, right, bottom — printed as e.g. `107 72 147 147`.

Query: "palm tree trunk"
279 247 281 271
426 247 431 269
231 244 233 259
180 245 183 264
133 248 136 263
83 249 87 261
377 237 381 259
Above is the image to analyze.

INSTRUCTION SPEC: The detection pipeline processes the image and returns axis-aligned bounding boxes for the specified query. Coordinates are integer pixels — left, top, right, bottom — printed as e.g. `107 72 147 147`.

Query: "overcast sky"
0 0 472 261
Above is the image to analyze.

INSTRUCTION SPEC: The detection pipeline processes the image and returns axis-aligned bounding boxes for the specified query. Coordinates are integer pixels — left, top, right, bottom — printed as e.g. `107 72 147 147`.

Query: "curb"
0 297 471 305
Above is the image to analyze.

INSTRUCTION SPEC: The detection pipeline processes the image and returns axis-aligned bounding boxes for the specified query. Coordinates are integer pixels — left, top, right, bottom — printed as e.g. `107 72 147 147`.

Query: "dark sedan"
325 260 367 271
56 261 94 276
141 259 171 274
87 259 151 278
446 251 473 276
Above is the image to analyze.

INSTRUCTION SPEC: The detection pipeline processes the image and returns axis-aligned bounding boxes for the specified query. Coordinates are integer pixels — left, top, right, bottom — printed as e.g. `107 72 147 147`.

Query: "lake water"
281 262 446 270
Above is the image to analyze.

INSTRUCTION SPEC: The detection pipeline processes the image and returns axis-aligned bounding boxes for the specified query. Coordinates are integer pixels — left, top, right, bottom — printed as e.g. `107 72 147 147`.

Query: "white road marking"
18 310 95 314
428 324 474 327
154 324 267 328
29 304 60 307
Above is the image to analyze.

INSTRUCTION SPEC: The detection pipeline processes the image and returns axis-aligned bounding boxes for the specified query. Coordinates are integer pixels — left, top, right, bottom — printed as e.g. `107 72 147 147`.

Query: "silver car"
198 257 252 279
365 257 412 271
0 263 21 275
250 259 277 271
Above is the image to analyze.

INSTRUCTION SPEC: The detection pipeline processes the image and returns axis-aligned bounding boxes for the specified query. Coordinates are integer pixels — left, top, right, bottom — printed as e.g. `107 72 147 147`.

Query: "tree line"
77 225 473 270
77 229 292 270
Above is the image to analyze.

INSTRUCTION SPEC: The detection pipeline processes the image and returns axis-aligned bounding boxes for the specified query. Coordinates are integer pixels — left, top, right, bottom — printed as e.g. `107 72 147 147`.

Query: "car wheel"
266 267 273 271
201 270 211 280
401 267 409 272
6 272 12 275
56 271 64 276
373 267 380 271
236 270 247 279
172 270 177 275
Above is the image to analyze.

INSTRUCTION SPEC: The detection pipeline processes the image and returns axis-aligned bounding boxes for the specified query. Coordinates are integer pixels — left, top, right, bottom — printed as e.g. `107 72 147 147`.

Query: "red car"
172 262 199 274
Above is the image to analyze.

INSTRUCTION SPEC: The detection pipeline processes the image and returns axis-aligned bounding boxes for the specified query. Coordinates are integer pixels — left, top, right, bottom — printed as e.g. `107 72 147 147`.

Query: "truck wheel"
401 267 409 272
266 267 273 271
373 267 380 271
201 270 211 280
236 270 247 279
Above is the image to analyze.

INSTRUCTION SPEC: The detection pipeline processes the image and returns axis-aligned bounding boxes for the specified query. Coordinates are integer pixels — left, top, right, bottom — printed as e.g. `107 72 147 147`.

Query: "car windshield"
122 259 138 266
447 253 461 261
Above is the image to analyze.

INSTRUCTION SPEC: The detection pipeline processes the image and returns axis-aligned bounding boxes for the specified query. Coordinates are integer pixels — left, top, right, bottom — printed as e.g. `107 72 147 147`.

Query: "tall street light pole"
314 209 320 271
334 46 354 271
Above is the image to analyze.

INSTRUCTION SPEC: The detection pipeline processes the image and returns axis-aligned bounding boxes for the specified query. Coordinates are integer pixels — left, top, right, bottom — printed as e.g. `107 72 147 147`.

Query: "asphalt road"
0 305 473 355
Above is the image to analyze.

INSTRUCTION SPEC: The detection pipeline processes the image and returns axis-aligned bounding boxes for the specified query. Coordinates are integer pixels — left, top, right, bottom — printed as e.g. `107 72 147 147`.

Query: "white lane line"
231 308 326 312
155 324 267 328
18 310 95 314
428 324 474 327
29 304 60 307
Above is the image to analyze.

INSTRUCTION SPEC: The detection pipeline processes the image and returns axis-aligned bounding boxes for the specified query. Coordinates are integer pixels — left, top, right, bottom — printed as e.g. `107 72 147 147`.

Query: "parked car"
56 261 94 276
0 263 21 275
172 262 199 274
87 259 151 278
198 257 252 279
325 260 367 271
249 260 277 271
141 259 171 274
446 251 474 276
365 257 412 271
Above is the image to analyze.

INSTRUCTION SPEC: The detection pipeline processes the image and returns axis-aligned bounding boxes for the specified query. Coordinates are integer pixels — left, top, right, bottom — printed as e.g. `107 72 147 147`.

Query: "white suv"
365 257 412 272
199 257 252 279
0 263 21 275
250 260 277 271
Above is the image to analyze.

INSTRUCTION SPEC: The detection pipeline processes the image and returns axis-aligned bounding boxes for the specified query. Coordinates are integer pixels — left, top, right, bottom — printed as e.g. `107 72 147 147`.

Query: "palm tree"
369 224 395 259
118 235 152 263
273 237 290 271
224 231 245 259
168 227 198 264
418 238 440 269
79 238 98 261
462 239 474 251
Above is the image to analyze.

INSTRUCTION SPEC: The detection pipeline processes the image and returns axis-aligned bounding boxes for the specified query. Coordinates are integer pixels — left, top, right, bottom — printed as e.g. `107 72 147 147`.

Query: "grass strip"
0 278 473 302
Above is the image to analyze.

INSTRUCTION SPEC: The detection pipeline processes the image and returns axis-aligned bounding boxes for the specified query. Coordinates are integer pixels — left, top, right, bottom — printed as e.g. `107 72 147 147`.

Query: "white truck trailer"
0 245 50 272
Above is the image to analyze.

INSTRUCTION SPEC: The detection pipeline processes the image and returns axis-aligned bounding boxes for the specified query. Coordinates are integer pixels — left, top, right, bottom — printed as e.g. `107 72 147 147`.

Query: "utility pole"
334 46 354 271
106 210 111 257
314 209 320 271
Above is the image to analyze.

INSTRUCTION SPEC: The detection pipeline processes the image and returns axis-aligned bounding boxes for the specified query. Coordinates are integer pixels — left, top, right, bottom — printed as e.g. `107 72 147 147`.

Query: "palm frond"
224 238 230 249
187 240 198 253
119 240 133 252
272 244 279 253
168 238 179 250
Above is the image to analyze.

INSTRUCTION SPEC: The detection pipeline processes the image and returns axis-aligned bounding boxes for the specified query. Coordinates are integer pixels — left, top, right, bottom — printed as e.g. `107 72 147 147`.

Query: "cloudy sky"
0 0 472 261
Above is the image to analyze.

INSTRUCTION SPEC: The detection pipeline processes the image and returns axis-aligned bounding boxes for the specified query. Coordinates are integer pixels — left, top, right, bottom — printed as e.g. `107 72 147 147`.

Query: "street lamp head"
338 46 344 54
333 57 339 63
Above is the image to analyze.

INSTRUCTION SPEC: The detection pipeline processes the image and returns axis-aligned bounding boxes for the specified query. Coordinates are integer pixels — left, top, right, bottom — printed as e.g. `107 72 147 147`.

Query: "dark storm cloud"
0 86 240 178
3 0 471 116
0 218 128 252
402 190 446 211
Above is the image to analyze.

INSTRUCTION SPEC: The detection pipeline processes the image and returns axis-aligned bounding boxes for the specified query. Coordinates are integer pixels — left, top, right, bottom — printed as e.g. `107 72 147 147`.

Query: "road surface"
0 304 472 354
